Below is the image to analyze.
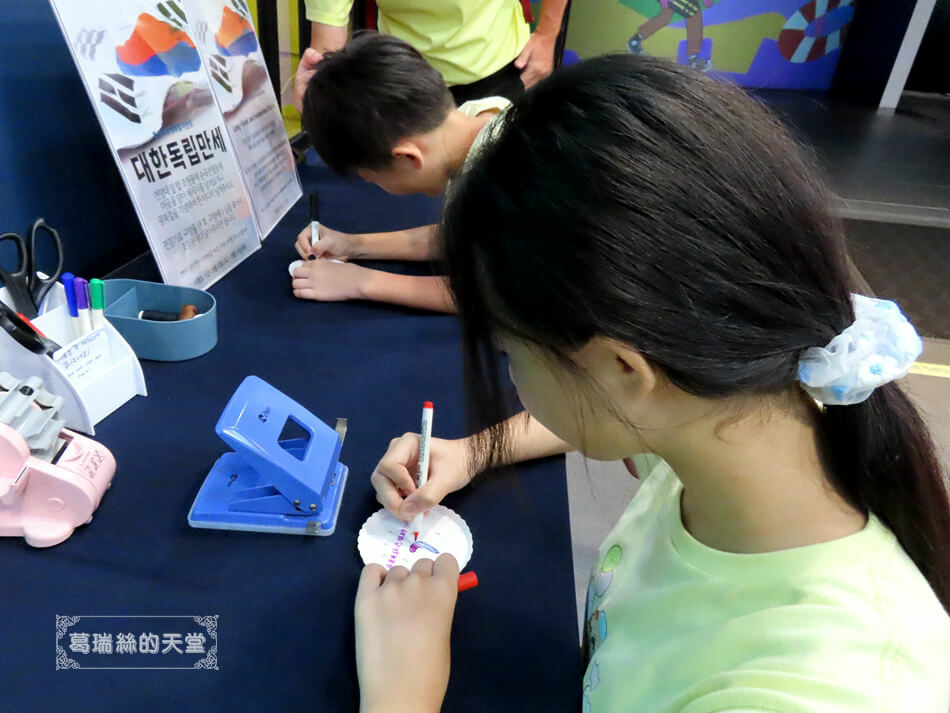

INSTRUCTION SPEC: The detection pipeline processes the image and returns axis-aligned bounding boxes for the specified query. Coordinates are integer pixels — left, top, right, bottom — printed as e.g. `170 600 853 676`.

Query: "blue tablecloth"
3 157 582 712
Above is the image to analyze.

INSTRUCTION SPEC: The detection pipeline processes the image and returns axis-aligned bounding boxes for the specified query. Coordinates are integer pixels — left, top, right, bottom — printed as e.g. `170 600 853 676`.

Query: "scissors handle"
0 232 27 275
26 218 65 315
0 231 35 317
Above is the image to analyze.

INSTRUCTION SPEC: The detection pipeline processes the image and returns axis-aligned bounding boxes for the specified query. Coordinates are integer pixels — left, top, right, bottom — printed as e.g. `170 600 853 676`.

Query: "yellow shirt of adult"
304 0 530 86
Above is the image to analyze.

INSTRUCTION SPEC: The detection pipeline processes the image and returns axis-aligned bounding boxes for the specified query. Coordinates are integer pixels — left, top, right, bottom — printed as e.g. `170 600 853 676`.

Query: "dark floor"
846 220 950 340
755 90 950 227
752 91 950 339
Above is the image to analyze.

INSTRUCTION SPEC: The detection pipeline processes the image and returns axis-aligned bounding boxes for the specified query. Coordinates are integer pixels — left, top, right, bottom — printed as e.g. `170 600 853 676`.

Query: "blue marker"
74 278 93 337
61 273 82 339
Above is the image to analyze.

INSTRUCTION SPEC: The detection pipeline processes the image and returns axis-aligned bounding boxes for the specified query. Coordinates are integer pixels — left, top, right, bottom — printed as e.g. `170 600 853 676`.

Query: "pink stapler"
0 373 116 547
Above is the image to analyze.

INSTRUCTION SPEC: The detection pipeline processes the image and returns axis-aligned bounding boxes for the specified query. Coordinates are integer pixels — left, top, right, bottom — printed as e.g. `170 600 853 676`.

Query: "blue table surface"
2 156 582 712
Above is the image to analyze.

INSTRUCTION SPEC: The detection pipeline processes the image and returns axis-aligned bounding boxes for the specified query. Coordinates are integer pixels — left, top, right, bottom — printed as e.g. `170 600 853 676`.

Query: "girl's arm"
358 416 571 713
370 412 572 522
356 555 459 713
492 410 572 466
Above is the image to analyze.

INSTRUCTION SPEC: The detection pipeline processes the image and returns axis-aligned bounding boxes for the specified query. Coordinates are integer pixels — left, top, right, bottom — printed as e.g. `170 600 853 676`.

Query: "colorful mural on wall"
564 0 857 89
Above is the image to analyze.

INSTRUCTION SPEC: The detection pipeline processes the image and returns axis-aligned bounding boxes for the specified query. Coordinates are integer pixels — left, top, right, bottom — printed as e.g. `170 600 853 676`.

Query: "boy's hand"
295 224 316 259
291 260 370 301
371 434 473 522
295 224 360 260
356 556 458 713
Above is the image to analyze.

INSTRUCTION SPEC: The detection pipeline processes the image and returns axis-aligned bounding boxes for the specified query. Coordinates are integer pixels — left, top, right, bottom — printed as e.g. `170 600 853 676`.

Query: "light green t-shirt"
584 456 950 713
304 0 530 87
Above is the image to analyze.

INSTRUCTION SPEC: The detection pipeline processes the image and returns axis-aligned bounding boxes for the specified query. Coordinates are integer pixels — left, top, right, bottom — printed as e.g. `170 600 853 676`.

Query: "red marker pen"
458 571 479 592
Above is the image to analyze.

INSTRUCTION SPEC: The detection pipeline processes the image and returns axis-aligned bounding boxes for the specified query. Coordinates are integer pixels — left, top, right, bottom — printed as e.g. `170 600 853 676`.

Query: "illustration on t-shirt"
582 658 601 713
586 544 622 657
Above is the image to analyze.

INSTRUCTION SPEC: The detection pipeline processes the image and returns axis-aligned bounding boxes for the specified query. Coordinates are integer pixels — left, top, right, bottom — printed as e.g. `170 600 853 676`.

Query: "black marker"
308 191 319 260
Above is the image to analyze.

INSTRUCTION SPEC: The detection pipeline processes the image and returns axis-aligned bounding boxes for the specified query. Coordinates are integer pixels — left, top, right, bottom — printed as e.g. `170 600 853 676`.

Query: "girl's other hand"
355 555 459 713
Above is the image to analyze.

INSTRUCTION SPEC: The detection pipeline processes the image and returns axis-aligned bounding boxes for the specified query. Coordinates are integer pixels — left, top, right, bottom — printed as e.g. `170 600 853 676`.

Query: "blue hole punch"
188 376 349 536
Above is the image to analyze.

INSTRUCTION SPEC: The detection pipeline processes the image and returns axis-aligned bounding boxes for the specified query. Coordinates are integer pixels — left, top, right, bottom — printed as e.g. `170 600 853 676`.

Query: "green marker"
89 279 106 331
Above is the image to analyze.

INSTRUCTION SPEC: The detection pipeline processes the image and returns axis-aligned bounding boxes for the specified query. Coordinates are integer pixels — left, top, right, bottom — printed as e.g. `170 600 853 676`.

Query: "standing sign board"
49 0 302 288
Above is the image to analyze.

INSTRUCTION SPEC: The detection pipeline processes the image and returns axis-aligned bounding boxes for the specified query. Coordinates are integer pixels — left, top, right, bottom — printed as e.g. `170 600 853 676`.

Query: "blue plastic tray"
103 279 217 362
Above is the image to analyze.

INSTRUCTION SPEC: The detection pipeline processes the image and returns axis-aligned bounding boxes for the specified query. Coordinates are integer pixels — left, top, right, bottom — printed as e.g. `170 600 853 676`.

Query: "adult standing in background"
293 0 569 111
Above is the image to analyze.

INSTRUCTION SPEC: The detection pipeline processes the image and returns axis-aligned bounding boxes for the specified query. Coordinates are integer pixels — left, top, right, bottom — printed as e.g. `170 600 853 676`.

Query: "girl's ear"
601 339 658 401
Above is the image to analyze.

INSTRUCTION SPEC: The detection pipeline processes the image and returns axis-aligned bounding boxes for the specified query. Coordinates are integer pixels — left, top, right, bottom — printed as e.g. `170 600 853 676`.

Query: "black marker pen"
308 190 319 260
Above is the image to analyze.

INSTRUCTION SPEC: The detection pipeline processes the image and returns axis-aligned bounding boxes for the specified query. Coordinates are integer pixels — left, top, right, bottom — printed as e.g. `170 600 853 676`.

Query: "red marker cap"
424 401 433 409
457 571 479 592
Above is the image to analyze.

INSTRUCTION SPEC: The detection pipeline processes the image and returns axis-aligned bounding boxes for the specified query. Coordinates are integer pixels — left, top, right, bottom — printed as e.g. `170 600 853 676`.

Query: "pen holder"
0 285 146 435
102 280 217 362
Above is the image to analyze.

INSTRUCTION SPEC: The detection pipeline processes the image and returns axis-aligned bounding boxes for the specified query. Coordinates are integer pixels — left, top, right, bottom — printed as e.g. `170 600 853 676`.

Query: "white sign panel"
49 0 297 288
183 0 302 236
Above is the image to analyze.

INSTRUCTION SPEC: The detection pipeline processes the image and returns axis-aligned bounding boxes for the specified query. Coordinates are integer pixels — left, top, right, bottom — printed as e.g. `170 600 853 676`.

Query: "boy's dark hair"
302 32 455 174
442 54 950 613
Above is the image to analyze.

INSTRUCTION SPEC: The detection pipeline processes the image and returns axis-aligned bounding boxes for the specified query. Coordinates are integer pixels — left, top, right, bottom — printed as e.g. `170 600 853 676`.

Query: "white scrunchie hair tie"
797 294 922 406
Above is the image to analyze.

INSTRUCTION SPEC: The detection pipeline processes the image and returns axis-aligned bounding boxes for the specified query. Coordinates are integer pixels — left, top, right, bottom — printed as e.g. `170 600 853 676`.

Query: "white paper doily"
288 257 345 278
357 505 473 571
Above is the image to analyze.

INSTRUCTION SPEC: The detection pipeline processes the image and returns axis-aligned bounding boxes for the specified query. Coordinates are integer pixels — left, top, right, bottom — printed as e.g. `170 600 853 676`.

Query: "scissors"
0 218 64 319
0 300 60 355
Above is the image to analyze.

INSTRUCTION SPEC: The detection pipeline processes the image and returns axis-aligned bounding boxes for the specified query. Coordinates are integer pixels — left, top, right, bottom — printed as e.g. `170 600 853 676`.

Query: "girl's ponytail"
821 383 950 612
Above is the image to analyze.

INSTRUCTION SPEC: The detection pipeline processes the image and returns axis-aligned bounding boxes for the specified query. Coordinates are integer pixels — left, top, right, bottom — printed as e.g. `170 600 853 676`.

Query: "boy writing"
293 33 510 313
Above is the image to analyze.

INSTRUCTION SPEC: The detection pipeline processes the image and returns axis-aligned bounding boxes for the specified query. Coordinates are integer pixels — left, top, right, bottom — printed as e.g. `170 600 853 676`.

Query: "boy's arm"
292 261 456 314
297 224 440 262
349 225 440 261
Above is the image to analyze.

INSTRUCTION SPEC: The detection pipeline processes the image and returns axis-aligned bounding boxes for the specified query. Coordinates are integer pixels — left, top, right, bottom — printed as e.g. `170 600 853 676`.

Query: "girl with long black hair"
354 55 950 713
